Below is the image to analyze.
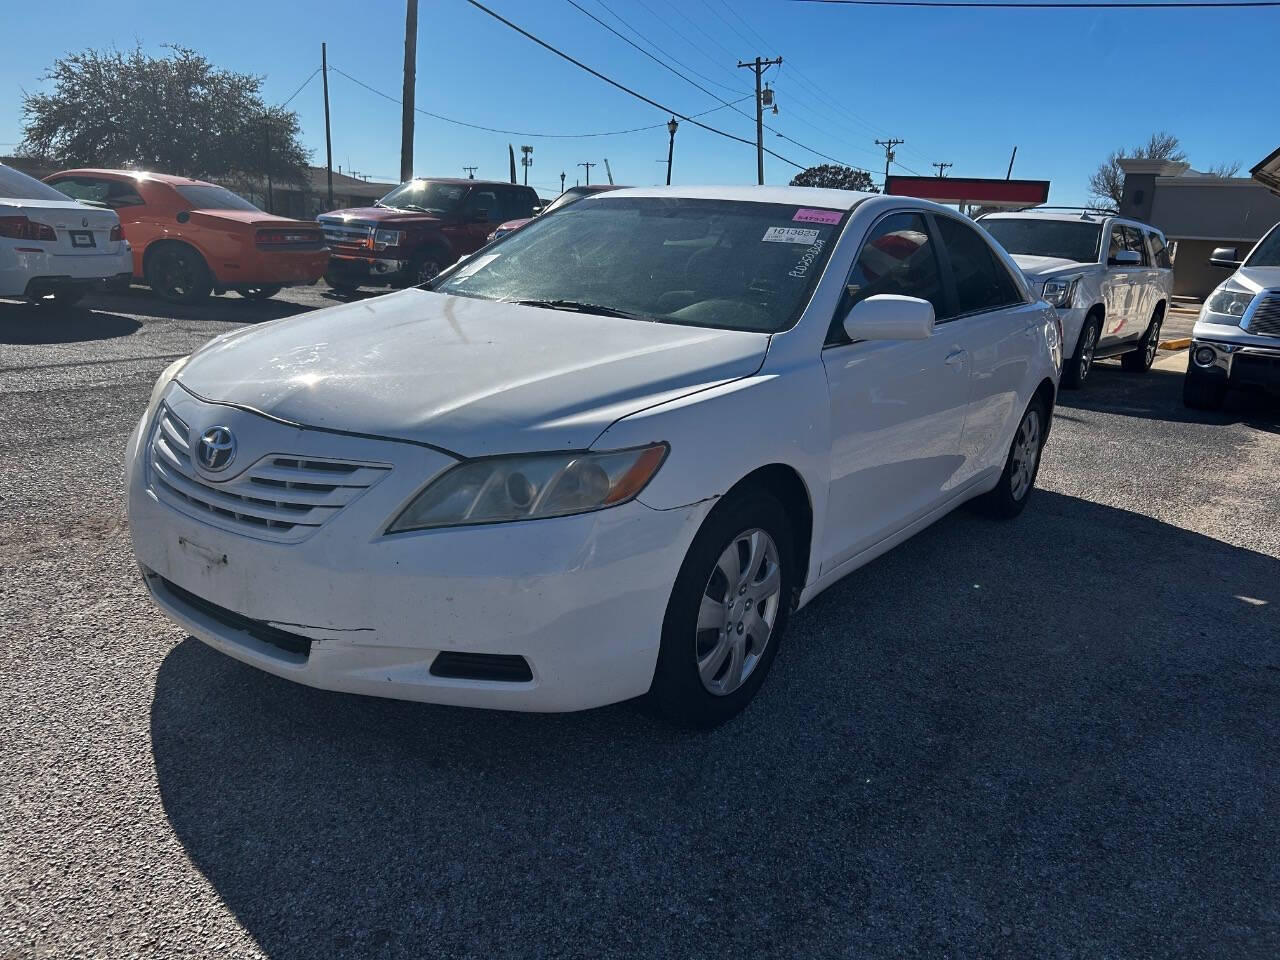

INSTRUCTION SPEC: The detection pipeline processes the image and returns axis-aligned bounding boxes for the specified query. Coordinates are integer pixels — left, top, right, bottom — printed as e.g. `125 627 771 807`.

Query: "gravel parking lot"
2 285 1278 959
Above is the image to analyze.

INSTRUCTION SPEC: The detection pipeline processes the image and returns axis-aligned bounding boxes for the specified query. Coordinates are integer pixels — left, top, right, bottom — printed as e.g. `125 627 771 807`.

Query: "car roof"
51 168 213 187
416 177 532 188
598 184 875 210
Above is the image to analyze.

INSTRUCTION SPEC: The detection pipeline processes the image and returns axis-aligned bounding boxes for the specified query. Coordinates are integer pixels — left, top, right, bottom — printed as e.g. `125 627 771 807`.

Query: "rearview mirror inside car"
1209 247 1242 269
843 294 935 342
1108 250 1141 267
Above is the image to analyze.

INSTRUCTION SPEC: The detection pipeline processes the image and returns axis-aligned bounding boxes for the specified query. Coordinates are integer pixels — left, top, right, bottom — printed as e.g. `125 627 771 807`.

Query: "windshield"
0 164 77 203
1244 224 1280 267
982 218 1102 264
175 184 260 211
540 186 616 216
378 180 467 214
432 196 847 333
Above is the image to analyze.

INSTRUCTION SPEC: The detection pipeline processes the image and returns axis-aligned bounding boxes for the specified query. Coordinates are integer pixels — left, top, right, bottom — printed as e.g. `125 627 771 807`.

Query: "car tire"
1121 308 1163 372
1182 364 1227 411
325 272 361 295
646 489 795 728
407 250 447 287
1060 312 1101 389
234 285 282 301
972 395 1048 520
145 244 212 305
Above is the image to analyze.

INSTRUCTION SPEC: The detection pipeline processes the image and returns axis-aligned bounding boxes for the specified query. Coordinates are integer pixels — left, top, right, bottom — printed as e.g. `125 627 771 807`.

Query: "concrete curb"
1159 337 1192 351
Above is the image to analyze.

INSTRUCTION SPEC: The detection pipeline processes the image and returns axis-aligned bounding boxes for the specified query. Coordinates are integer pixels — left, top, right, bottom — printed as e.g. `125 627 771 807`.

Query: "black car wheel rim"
155 252 196 298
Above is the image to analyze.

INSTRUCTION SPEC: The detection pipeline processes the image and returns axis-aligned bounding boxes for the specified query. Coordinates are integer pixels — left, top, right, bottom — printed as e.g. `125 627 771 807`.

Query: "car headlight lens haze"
1203 284 1254 322
1041 276 1079 309
387 443 669 532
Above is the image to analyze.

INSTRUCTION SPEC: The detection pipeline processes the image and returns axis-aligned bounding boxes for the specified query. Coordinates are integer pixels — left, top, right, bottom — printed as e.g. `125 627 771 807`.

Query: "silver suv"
1183 222 1280 409
980 211 1175 388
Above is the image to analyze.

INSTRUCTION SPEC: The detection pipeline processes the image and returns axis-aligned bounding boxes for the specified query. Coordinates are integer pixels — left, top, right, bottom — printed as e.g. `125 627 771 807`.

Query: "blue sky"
2 0 1274 205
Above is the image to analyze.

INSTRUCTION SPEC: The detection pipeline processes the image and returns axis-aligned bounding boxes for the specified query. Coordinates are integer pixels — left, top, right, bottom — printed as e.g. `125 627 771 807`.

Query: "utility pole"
932 162 953 178
578 161 596 185
322 43 334 207
1006 146 1018 180
874 138 904 191
560 171 566 193
463 165 478 179
737 56 783 185
520 145 533 186
400 0 418 182
665 117 678 186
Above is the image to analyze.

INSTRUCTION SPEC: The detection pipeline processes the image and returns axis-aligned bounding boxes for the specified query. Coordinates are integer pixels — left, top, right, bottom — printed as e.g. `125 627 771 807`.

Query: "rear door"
932 213 1036 483
1121 224 1156 333
1145 228 1174 308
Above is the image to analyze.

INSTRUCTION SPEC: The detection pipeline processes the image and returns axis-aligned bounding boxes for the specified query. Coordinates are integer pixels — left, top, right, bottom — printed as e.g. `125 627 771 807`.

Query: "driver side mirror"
1108 250 1141 267
1209 246 1242 269
842 294 935 342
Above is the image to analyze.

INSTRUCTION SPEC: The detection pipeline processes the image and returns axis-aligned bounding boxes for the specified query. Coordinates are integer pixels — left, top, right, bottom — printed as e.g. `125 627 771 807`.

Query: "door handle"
945 349 967 366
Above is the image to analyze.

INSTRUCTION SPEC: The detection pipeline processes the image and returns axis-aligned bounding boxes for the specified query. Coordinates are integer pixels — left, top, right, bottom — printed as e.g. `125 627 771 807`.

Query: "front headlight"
144 356 190 422
1041 276 1080 309
1202 283 1254 323
387 443 669 533
373 228 406 249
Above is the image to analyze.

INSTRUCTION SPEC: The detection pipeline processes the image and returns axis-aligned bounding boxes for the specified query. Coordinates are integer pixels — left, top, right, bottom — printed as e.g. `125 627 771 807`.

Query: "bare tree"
1088 131 1187 207
1205 161 1242 178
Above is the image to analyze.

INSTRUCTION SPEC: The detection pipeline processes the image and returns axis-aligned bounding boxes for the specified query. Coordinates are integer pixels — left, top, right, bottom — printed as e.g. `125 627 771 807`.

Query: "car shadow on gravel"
83 287 314 325
1056 360 1280 430
0 302 141 344
149 491 1280 960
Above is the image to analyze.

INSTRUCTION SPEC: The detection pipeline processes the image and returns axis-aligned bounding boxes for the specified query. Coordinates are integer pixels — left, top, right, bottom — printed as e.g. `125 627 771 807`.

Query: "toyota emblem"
197 426 237 472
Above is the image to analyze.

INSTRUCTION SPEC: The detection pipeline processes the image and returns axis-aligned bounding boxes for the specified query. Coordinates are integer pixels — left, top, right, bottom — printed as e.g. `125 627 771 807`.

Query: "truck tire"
1061 311 1101 389
407 249 448 287
1121 307 1163 372
1182 364 1227 411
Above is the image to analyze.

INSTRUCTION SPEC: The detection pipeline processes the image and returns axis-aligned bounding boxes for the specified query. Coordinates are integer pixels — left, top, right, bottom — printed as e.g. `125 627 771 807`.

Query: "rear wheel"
1122 308 1163 372
234 285 282 301
647 490 794 728
1182 364 1227 411
1060 313 1100 389
972 396 1047 519
146 244 212 304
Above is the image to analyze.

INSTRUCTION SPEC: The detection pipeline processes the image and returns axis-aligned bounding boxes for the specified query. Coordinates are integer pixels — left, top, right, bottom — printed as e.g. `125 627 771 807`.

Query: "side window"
1147 231 1172 268
463 189 500 221
49 177 144 209
1122 226 1150 266
935 215 1022 318
105 180 145 208
1107 226 1125 265
828 212 945 345
501 189 535 220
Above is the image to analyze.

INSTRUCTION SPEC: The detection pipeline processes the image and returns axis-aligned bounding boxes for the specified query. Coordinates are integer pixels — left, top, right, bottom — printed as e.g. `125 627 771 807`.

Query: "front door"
1101 223 1135 343
820 211 969 573
458 187 503 255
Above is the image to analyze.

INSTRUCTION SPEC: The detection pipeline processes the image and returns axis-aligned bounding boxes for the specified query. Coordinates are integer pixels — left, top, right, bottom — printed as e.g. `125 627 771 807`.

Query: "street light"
666 117 679 186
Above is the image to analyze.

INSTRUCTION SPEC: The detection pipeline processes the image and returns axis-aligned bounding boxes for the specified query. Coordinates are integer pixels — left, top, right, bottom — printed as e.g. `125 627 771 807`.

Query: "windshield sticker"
763 226 821 245
789 238 827 278
793 208 842 225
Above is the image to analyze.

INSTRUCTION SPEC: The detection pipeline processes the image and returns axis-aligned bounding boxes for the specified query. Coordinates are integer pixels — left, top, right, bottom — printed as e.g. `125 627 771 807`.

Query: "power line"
279 68 321 108
330 64 748 138
459 0 813 170
793 0 1280 7
713 0 779 54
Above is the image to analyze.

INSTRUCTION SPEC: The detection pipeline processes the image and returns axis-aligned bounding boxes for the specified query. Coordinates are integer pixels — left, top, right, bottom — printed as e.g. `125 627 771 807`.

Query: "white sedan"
126 186 1061 727
0 162 132 305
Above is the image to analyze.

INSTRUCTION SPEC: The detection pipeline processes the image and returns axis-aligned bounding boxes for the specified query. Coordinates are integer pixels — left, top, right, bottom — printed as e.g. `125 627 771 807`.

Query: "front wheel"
1182 364 1227 411
972 396 1048 519
1060 314 1100 389
234 285 282 301
407 251 446 287
647 490 794 728
325 272 361 295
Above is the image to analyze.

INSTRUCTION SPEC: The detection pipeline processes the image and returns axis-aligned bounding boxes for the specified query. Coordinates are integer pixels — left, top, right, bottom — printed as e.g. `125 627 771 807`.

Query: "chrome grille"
318 217 373 250
1245 291 1280 337
147 404 391 544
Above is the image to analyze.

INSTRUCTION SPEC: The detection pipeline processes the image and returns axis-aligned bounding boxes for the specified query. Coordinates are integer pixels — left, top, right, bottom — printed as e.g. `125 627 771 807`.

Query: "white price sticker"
762 226 821 245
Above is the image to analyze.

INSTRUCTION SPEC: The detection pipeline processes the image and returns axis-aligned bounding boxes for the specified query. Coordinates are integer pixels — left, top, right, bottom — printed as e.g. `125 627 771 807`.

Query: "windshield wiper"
398 203 431 213
503 298 649 320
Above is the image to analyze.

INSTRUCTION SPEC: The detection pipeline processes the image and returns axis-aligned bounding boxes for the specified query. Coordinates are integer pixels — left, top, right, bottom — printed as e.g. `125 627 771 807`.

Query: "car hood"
1009 254 1092 279
1231 265 1280 293
318 206 444 226
175 289 770 456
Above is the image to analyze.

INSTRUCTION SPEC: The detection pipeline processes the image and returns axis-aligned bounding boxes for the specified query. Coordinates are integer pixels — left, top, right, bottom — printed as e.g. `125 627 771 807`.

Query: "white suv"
0 162 132 306
980 211 1174 388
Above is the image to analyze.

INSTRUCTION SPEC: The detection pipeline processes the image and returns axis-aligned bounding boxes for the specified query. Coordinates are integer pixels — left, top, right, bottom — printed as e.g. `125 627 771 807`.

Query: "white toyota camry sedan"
127 186 1061 727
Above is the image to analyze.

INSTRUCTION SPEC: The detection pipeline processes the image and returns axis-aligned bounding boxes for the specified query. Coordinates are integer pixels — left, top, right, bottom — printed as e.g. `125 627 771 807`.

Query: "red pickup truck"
317 178 538 292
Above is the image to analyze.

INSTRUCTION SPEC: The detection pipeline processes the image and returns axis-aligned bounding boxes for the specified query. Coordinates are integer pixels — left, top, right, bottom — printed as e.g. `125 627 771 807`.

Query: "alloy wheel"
154 250 199 300
1009 408 1042 501
1145 321 1161 366
415 260 442 285
1079 325 1098 381
695 529 782 696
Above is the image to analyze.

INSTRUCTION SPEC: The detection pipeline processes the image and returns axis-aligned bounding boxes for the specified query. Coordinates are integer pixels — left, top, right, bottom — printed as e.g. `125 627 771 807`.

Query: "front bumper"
1189 334 1280 392
325 254 412 286
125 393 707 712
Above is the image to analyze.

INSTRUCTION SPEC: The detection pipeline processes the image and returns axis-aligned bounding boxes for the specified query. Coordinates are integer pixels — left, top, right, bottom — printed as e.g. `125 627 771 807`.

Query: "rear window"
175 184 260 212
0 164 76 203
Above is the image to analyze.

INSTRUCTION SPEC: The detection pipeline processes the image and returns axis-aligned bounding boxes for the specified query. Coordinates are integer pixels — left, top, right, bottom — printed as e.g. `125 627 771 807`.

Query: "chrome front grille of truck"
319 218 374 250
146 404 391 544
1245 291 1280 337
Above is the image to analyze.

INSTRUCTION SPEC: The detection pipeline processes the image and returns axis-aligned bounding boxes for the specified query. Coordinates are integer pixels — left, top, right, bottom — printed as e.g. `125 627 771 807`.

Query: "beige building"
1118 158 1280 298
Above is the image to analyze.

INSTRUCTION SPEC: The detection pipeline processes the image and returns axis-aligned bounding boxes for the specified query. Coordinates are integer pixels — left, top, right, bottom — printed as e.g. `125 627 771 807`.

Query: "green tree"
21 45 308 189
789 164 878 192
1088 131 1186 208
